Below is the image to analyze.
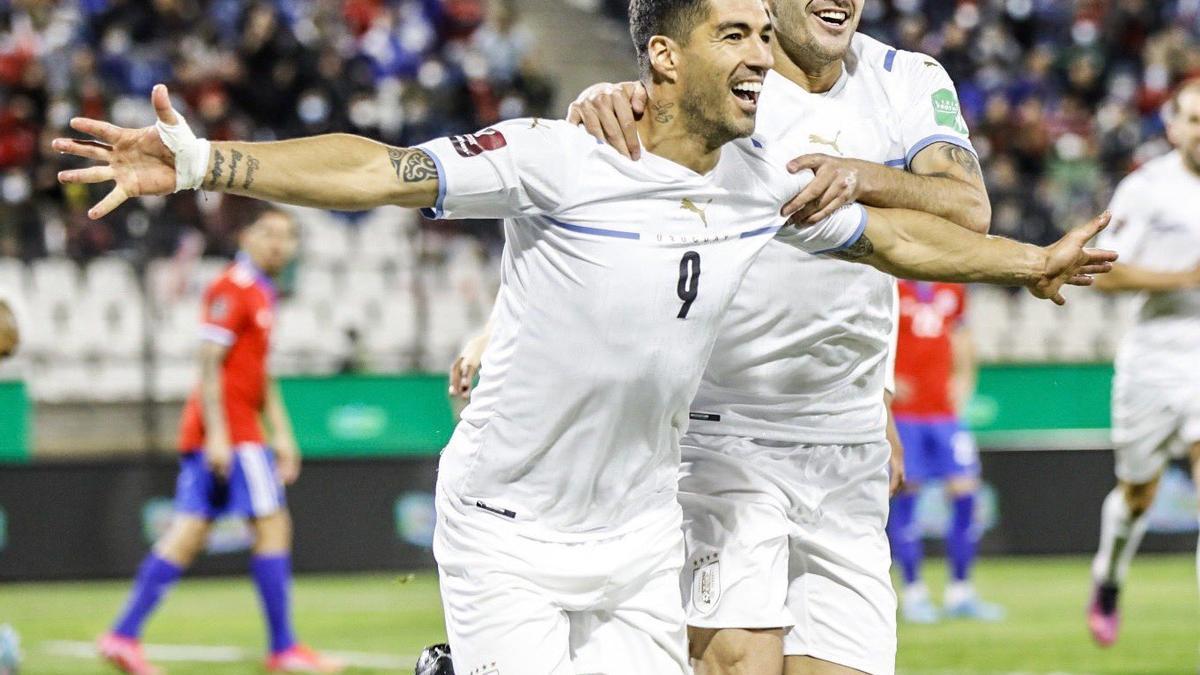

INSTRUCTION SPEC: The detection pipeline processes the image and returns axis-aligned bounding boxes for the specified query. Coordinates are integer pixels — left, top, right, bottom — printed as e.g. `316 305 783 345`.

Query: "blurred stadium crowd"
0 0 551 260
595 0 1200 246
0 0 1197 399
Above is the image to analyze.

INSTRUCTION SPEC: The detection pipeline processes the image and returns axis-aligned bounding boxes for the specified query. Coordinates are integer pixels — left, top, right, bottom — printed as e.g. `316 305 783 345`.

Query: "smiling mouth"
732 81 762 107
814 7 849 27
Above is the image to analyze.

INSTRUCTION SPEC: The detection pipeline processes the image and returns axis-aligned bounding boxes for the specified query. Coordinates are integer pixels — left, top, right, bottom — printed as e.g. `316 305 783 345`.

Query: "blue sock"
948 493 978 582
887 491 922 585
251 554 297 654
113 554 183 638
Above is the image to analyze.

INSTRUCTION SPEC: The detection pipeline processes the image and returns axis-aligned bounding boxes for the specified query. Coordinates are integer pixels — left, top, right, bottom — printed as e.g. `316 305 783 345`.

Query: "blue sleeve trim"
884 49 897 72
812 205 868 255
547 217 641 240
905 134 976 169
884 159 906 168
418 146 448 219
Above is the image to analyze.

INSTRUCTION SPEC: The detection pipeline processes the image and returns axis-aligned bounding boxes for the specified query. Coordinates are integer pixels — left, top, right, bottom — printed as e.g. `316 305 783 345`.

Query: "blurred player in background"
1086 79 1200 648
568 0 992 669
97 207 343 674
0 297 16 360
887 281 1004 624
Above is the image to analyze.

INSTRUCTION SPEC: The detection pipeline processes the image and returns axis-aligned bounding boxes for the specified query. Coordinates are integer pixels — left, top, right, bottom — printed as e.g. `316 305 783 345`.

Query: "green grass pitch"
0 555 1196 674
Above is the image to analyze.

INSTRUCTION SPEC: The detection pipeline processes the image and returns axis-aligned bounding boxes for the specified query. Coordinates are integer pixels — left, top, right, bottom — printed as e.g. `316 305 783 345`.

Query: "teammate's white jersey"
1099 150 1200 382
688 34 975 444
418 118 866 538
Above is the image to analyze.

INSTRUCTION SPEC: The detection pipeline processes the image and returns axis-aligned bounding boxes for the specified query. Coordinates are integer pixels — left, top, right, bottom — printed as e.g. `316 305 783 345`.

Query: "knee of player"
690 627 784 670
1122 482 1158 517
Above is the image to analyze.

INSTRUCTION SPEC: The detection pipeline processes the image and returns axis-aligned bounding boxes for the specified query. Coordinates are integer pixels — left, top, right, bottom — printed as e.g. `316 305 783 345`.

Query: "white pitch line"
41 640 417 670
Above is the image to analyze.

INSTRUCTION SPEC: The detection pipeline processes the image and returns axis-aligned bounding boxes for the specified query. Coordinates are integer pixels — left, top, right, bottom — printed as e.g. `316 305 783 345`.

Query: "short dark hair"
628 0 711 76
1167 78 1200 119
239 203 297 236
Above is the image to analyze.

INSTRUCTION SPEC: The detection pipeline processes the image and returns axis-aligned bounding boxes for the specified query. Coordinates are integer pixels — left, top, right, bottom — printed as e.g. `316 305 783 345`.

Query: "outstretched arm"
827 208 1117 305
54 85 438 218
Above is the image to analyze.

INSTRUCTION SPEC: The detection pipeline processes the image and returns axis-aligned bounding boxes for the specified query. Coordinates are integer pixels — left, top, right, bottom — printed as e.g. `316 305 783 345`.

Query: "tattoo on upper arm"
829 233 875 261
389 148 438 183
940 144 982 180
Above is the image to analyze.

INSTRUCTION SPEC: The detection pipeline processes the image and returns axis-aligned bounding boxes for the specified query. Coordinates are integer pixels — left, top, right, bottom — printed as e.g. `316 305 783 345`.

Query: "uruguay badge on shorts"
691 553 721 613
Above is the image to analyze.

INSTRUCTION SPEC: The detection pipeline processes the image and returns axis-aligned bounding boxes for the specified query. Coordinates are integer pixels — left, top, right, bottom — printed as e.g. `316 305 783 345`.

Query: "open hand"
1031 212 1118 304
566 82 647 160
53 84 182 219
783 154 866 224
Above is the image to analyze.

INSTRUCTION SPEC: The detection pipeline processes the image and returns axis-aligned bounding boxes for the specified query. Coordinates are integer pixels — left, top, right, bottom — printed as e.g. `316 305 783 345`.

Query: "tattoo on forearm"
652 101 675 123
206 150 225 190
243 155 260 189
829 233 875 260
942 144 982 179
389 148 438 183
226 149 242 189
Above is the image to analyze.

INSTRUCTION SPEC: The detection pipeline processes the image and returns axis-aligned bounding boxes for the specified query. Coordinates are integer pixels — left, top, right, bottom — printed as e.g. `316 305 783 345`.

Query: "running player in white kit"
56 0 1115 670
568 2 990 673
1087 79 1200 648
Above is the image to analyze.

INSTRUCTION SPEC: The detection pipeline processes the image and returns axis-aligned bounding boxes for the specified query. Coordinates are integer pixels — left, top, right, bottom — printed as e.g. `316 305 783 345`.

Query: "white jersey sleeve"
769 166 868 254
888 50 975 166
1096 171 1152 264
416 119 586 220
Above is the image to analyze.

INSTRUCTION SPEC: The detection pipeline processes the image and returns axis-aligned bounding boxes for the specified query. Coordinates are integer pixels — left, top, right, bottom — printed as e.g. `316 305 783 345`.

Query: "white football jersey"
1098 150 1200 382
688 34 976 444
418 119 866 538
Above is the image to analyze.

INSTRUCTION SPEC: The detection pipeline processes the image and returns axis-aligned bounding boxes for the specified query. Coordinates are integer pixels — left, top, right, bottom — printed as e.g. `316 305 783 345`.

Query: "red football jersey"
179 255 276 452
892 281 966 418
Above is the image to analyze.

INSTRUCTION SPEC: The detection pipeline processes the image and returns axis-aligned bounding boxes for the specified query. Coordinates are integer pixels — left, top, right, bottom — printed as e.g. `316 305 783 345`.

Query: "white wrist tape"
155 113 211 192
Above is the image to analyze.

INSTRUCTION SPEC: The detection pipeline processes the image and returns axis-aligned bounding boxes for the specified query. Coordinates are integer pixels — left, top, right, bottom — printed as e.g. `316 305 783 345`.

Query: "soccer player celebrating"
55 0 1114 667
887 281 1004 624
96 208 343 674
569 0 994 671
1086 80 1200 648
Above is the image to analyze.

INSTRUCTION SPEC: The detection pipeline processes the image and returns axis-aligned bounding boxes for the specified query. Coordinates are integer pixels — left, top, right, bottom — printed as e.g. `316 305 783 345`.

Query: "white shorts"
433 487 689 675
679 435 896 675
1112 377 1200 484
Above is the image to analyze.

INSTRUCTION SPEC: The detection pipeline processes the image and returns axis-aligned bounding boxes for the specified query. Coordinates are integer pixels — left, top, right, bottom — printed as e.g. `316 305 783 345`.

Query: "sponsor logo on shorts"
450 128 508 157
691 553 721 613
466 661 500 675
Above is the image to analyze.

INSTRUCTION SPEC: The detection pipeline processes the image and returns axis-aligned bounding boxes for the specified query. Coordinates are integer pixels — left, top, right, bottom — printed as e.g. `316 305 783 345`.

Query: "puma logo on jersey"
529 118 546 129
809 131 843 155
680 198 712 227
